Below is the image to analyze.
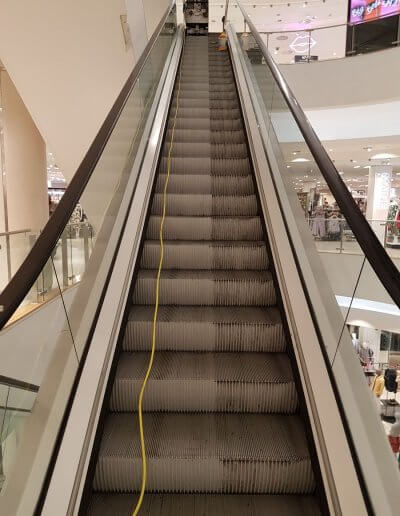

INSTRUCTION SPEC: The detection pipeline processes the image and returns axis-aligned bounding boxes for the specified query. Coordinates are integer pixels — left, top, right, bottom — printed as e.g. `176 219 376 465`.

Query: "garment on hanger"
384 368 398 393
371 373 384 397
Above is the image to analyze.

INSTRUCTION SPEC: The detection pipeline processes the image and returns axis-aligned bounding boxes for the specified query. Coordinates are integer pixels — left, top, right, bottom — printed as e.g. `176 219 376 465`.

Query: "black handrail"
0 1 175 329
234 0 400 308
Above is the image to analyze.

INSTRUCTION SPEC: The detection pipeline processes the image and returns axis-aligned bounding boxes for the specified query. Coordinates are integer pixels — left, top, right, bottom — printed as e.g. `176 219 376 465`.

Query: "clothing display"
371 374 384 397
384 368 398 393
311 206 326 238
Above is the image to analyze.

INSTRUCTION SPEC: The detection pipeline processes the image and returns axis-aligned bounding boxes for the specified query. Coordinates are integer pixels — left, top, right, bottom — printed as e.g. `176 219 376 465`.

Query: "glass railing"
0 1 178 509
0 377 38 493
227 1 400 513
306 217 400 258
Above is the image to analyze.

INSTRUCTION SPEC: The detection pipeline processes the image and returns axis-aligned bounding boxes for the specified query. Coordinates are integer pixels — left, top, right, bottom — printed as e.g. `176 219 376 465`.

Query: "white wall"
125 0 148 62
0 70 47 233
0 0 135 184
143 0 172 38
280 46 400 109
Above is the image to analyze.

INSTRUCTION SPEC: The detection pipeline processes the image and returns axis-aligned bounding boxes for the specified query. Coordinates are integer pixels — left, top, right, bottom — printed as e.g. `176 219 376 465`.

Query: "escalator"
1 2 400 515
86 35 320 515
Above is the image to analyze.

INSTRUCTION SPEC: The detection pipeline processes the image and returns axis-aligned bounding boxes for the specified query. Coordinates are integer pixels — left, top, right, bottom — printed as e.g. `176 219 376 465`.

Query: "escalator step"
93 413 315 494
87 493 321 516
110 351 297 413
123 305 285 353
132 269 276 306
155 174 255 195
140 241 268 270
151 194 258 216
146 216 263 241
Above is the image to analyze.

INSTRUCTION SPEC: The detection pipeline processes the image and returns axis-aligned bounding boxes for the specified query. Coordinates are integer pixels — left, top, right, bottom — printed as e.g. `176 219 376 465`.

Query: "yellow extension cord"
132 39 185 516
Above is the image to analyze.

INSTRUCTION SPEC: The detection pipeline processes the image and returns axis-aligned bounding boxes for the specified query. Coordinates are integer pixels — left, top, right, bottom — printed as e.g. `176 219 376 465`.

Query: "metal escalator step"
155 174 255 195
123 305 285 352
165 129 245 144
140 241 268 270
158 157 251 175
93 413 315 494
110 351 297 413
132 270 276 306
151 194 258 216
87 493 321 516
146 216 263 241
163 143 248 159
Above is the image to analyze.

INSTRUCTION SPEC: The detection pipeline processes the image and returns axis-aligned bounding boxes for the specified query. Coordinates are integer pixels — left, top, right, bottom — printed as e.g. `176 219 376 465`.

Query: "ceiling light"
363 166 370 169
354 165 360 169
291 158 310 162
339 171 344 175
363 146 372 152
329 148 333 152
292 150 300 155
286 165 291 168
371 153 398 159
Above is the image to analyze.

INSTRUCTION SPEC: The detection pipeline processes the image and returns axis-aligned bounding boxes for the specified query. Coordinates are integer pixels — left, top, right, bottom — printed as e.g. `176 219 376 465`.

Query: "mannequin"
311 206 326 239
371 369 384 397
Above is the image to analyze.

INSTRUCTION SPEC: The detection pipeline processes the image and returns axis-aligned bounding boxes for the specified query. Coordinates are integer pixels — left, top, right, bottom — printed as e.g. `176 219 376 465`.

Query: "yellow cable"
132 38 185 516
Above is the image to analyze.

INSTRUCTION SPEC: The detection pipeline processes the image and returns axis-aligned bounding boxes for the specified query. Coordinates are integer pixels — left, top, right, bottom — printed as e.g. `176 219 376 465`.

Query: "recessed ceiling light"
292 150 300 155
363 166 370 169
339 171 344 175
286 165 291 168
291 158 310 162
363 146 372 152
354 165 361 169
371 153 398 159
329 149 333 152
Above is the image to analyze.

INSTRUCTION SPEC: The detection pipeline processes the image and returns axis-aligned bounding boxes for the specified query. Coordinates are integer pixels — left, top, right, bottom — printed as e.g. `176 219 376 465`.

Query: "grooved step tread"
123 305 286 353
151 193 258 216
110 351 297 413
140 240 268 270
132 269 276 307
146 216 263 240
93 413 315 494
87 493 321 515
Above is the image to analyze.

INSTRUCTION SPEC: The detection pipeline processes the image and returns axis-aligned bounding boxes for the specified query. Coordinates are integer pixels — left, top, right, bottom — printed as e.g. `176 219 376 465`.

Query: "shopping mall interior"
0 1 400 515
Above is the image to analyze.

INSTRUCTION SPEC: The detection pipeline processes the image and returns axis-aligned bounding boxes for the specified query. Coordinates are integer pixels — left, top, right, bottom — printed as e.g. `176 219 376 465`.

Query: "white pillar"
366 165 392 244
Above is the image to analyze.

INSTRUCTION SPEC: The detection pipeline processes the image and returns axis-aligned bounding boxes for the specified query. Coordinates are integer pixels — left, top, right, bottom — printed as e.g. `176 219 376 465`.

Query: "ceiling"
280 136 400 193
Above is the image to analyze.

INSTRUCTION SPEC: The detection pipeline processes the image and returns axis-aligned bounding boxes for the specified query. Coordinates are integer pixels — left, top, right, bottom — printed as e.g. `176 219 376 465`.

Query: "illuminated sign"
289 34 316 54
349 0 400 24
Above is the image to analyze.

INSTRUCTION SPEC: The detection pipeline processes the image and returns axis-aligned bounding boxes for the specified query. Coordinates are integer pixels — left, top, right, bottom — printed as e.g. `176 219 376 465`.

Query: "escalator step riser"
165 129 245 144
93 413 315 494
151 194 257 216
155 174 255 195
123 318 286 353
146 216 263 241
162 143 247 159
132 276 276 306
87 493 322 516
158 157 251 175
140 241 268 270
110 380 298 413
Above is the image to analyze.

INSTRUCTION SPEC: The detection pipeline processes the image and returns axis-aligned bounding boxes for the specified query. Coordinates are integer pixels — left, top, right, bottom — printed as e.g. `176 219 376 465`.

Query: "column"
0 68 48 284
366 164 392 244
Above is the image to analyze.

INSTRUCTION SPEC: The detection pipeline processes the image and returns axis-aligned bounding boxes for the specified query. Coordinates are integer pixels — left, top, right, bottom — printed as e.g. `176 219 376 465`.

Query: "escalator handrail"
233 0 400 309
0 0 175 330
0 375 39 393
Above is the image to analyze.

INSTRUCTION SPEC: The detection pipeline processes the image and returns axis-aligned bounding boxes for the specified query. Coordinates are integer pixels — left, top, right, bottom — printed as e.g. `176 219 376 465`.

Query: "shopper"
371 369 384 397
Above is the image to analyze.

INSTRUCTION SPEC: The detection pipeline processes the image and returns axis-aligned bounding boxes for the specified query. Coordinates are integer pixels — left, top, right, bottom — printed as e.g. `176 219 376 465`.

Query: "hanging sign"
349 0 400 25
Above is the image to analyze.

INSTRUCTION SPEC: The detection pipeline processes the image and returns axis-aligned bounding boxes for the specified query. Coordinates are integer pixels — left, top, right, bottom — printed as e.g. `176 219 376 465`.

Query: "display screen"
349 0 400 24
